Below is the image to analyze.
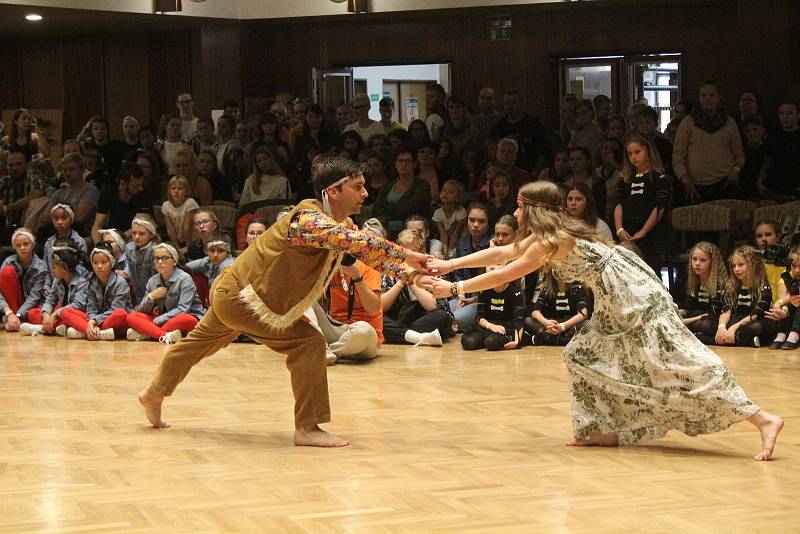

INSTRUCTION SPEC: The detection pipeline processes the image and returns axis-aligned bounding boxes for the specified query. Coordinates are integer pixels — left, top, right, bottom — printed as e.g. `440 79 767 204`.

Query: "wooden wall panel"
20 39 63 111
104 33 149 137
62 35 105 139
146 30 192 128
0 41 22 111
199 24 241 111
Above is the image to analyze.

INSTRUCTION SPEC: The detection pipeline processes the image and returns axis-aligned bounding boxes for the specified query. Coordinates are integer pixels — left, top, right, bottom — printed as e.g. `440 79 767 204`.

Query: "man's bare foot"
567 432 619 447
749 411 784 461
138 386 170 428
293 425 349 447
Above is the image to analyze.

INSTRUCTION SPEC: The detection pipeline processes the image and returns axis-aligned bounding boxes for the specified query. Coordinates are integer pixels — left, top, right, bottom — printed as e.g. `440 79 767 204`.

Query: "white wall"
352 64 445 121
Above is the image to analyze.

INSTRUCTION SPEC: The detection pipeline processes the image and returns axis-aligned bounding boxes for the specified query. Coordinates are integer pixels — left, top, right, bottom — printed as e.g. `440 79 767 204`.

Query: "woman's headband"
131 217 156 236
51 203 75 221
206 240 231 253
517 193 564 213
153 243 180 263
11 229 35 245
90 247 116 265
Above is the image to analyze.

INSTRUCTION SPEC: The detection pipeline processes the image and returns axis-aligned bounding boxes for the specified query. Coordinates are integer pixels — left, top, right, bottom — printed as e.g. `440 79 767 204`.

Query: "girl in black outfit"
461 264 526 351
614 134 672 273
715 245 778 347
524 269 589 346
681 241 728 344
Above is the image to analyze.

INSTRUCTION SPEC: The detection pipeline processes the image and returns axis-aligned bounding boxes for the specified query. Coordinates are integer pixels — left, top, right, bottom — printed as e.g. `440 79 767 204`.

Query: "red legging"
127 311 199 339
26 306 64 328
192 273 209 307
0 265 23 312
60 308 129 338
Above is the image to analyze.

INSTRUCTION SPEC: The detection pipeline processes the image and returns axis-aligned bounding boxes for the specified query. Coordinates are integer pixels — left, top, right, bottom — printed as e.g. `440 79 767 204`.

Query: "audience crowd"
1 80 799 357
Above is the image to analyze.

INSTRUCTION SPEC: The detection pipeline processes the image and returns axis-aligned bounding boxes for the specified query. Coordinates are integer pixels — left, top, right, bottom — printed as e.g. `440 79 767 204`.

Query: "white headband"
99 228 126 252
153 243 179 263
91 247 116 265
321 174 356 217
51 203 75 221
131 217 156 236
206 240 231 253
12 229 35 245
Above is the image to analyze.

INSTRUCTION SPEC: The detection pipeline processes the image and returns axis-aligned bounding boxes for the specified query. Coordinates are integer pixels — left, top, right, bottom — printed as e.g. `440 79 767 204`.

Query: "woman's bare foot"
294 425 349 447
138 386 170 428
567 432 619 447
748 410 784 461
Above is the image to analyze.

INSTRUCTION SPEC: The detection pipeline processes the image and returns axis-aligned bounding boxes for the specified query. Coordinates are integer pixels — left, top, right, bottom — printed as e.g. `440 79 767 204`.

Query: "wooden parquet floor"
1 333 799 533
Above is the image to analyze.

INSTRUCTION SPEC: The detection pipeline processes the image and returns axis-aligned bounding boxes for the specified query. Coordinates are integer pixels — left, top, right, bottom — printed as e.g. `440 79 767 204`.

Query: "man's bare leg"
138 386 170 428
294 425 349 447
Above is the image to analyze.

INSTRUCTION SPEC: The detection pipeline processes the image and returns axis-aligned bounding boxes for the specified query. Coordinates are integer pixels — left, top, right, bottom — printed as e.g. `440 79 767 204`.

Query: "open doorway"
313 63 451 127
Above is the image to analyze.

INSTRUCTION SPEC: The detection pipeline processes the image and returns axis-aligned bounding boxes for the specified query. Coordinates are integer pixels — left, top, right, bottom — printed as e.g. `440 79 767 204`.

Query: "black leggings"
689 316 717 345
696 316 779 347
461 326 517 351
523 316 576 346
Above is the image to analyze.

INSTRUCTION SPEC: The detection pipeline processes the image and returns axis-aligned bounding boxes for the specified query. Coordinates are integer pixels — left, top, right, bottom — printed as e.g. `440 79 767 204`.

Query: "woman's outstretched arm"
429 234 535 275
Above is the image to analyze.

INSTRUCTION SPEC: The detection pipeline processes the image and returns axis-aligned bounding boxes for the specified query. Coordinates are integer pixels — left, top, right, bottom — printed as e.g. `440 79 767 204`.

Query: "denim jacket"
452 232 494 282
72 271 132 324
185 255 235 286
136 269 205 325
124 241 157 303
0 254 47 319
43 230 87 289
42 271 90 316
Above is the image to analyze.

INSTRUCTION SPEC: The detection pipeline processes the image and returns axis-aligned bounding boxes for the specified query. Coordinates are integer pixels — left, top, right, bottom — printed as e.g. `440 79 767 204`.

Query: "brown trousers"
150 269 330 428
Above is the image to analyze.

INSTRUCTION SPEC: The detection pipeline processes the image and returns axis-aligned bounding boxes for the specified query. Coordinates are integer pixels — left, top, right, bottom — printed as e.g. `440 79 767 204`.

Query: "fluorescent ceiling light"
25 13 43 21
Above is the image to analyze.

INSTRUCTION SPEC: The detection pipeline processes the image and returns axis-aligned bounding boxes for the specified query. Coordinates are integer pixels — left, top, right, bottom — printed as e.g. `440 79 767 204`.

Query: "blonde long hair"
686 241 727 299
725 244 767 310
622 134 665 183
514 181 608 266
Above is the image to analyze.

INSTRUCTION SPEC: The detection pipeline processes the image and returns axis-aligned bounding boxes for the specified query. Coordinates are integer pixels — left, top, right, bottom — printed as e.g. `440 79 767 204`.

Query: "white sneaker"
415 329 443 347
55 324 67 337
98 328 116 341
19 323 43 336
326 350 337 366
159 330 182 345
126 328 149 341
66 327 85 339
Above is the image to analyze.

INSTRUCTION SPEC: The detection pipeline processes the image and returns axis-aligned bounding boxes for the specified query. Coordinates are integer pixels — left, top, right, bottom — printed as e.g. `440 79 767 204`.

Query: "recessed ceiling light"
25 13 43 21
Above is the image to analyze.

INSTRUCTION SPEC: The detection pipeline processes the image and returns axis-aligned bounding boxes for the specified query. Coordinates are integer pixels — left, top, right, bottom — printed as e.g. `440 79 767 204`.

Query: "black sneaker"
769 340 785 350
782 340 799 350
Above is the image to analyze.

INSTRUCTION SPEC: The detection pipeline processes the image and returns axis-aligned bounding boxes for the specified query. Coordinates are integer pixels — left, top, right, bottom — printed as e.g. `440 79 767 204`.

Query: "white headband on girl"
131 217 156 236
206 240 231 253
90 247 116 265
99 228 126 252
154 243 179 263
11 229 35 245
51 203 75 221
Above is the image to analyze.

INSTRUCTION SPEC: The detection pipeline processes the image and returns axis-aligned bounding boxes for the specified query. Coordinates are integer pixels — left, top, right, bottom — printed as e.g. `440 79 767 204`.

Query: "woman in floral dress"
426 181 783 461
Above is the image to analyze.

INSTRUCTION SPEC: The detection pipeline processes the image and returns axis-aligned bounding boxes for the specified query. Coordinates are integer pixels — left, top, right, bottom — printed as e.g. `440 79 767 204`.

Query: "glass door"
312 67 354 108
626 55 681 127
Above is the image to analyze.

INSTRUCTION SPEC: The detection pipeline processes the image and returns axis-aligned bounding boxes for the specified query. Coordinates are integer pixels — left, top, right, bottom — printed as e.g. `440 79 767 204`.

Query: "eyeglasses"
194 219 213 227
154 255 174 262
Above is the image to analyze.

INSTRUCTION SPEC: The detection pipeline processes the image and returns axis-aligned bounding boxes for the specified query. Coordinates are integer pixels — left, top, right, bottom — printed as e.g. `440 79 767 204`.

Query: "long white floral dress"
551 239 758 445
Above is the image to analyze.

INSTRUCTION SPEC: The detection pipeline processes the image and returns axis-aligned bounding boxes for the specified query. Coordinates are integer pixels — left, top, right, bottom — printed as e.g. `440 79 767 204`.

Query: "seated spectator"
673 80 744 204
242 218 267 250
663 100 692 144
343 94 385 146
135 150 167 205
124 217 159 304
19 241 89 336
161 175 199 249
537 147 572 184
432 179 466 257
174 150 213 207
247 113 290 175
362 149 392 206
337 130 365 161
524 268 589 346
83 146 111 191
408 119 430 147
138 125 169 180
120 116 143 163
595 138 624 221
491 214 538 311
681 242 727 344
461 262 525 351
477 138 531 195
737 116 767 199
441 95 478 158
416 141 440 204
186 208 225 260
126 242 204 344
459 146 482 193
381 229 453 346
290 104 334 163
593 94 613 134
424 83 448 141
715 245 777 347
767 246 800 350
59 244 131 340
378 97 405 135
637 106 674 176
754 219 786 305
235 120 251 153
436 137 460 183
323 254 383 360
614 134 671 272
757 98 800 198
387 128 413 153
192 117 218 157
606 113 628 143
196 148 233 204
214 114 245 196
43 153 100 236
159 114 190 175
0 151 43 241
472 87 502 149
485 170 516 224
372 146 431 238
566 183 613 241
559 94 579 145
366 133 387 152
177 92 198 143
91 162 151 245
44 204 88 289
405 215 444 259
240 147 291 208
1 108 49 161
0 228 46 332
564 146 605 214
98 228 127 275
449 202 493 332
334 104 352 135
567 98 605 156
185 232 234 306
490 89 549 174
78 116 127 179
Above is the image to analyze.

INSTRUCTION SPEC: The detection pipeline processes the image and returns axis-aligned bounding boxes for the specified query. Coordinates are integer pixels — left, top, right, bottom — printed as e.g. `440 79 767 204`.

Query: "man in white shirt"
177 92 198 143
344 94 385 146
